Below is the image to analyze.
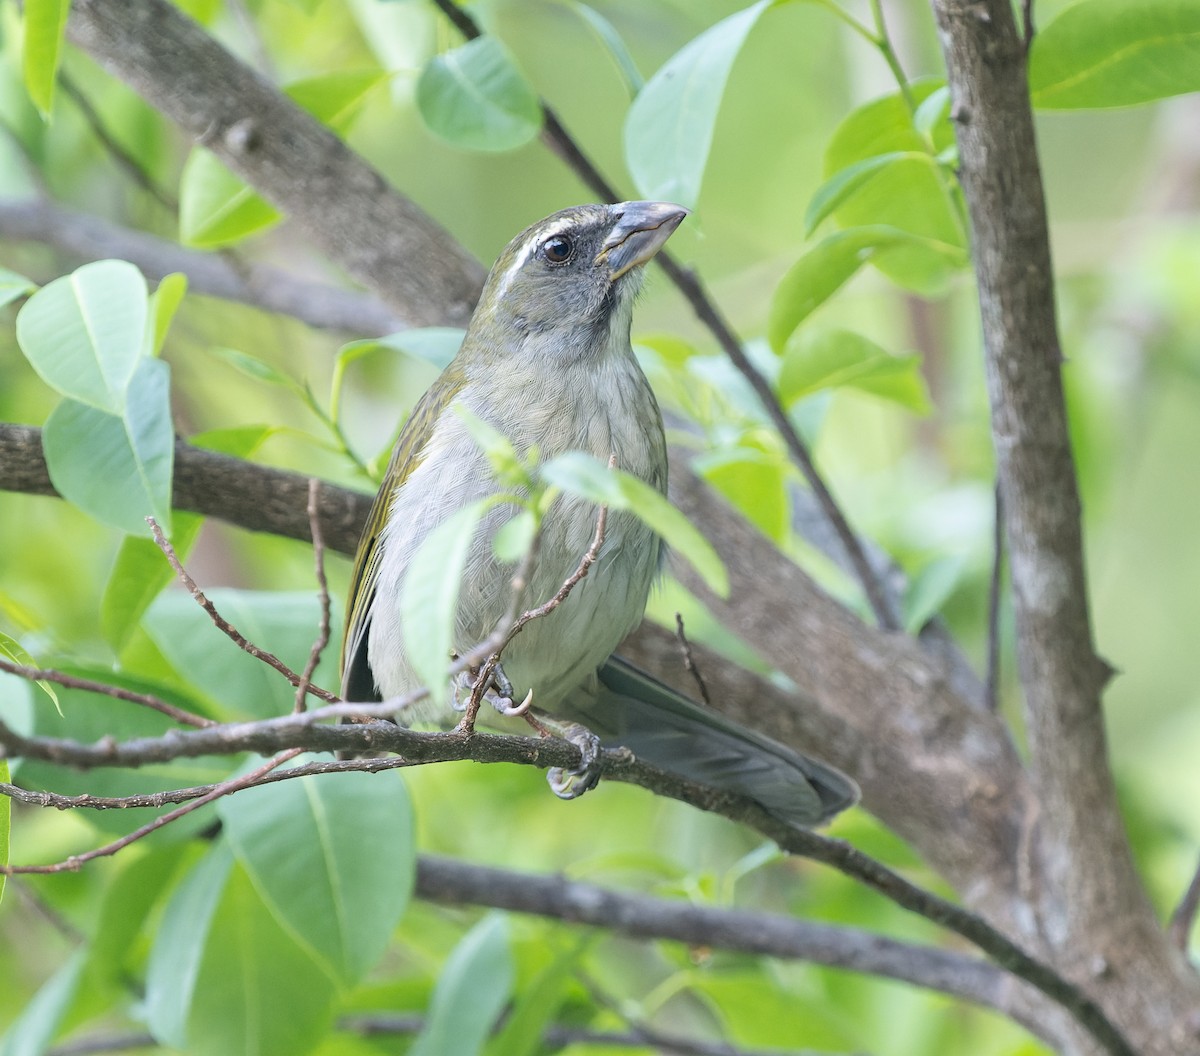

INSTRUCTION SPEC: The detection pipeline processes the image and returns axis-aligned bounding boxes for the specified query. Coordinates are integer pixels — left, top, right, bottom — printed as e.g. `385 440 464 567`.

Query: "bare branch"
295 478 332 712
66 0 486 327
1168 852 1200 953
0 656 213 728
673 612 712 708
0 199 407 335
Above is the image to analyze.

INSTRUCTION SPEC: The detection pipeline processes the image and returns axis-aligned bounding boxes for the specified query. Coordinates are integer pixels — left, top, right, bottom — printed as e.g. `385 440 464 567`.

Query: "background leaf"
417 36 542 151
778 329 931 413
20 0 70 116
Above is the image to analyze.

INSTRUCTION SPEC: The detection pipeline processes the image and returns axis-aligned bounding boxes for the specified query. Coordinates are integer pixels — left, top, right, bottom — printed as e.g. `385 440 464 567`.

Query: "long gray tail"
557 656 858 829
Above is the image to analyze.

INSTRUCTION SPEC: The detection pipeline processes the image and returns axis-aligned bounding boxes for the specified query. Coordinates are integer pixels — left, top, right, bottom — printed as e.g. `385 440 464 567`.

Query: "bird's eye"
541 235 574 264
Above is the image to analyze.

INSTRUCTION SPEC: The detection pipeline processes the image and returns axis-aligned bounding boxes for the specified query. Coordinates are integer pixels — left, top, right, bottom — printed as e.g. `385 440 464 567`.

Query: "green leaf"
285 70 387 132
219 769 415 986
0 266 37 309
145 844 235 1049
624 0 774 208
148 272 188 356
484 940 587 1056
768 226 963 352
492 508 538 563
0 759 8 907
540 452 728 597
454 404 531 489
417 36 542 151
0 950 84 1056
569 1 643 95
20 0 70 117
1031 0 1200 109
209 345 307 397
823 83 965 294
411 915 514 1056
805 151 933 236
0 632 60 712
179 148 284 248
903 555 966 633
16 259 149 413
693 447 788 541
778 329 931 413
371 327 467 371
401 499 492 707
41 358 175 536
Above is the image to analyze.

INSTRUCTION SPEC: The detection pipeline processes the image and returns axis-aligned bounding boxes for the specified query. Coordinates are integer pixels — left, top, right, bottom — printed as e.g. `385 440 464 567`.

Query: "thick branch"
929 0 1162 964
66 0 486 327
0 198 406 335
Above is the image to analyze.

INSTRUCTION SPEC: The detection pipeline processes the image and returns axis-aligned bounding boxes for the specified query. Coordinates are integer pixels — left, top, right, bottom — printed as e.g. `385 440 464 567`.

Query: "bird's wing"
558 655 859 828
340 365 468 702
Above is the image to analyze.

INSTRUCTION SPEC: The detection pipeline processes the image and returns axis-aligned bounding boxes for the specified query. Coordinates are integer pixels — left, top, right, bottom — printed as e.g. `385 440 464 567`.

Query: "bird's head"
471 201 687 359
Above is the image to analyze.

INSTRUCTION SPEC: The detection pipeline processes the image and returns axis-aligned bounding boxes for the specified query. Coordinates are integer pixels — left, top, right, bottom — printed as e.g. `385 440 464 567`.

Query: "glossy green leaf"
219 769 415 986
805 151 932 236
16 259 149 413
769 226 963 353
179 149 284 248
0 950 84 1056
540 451 728 596
1031 0 1200 109
21 0 70 117
417 36 542 151
145 590 339 721
41 358 175 536
0 632 60 712
569 1 643 95
778 329 931 413
401 499 491 707
624 0 774 208
0 266 37 309
411 914 513 1056
145 844 235 1049
823 83 965 293
148 272 188 356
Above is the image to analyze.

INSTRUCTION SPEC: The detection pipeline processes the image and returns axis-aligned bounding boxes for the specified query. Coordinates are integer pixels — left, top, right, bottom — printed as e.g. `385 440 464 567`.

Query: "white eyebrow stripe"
491 221 576 302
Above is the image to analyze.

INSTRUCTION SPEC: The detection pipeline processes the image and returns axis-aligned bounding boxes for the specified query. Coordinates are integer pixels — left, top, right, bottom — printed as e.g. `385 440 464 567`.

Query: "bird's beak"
600 201 689 280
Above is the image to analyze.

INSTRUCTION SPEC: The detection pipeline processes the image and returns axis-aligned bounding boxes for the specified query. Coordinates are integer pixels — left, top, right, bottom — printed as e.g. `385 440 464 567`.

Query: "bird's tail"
557 656 858 829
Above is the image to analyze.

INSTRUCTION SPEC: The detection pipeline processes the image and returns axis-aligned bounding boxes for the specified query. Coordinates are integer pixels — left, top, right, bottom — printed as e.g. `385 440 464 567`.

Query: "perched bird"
341 201 857 827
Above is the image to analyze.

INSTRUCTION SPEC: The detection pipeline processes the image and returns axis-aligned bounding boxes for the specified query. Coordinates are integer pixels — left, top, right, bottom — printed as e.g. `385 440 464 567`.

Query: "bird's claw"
545 721 602 800
452 661 526 717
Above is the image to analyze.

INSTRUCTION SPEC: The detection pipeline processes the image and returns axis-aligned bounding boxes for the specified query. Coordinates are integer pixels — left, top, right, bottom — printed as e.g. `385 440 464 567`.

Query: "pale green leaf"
179 148 283 248
411 915 513 1056
569 1 643 95
0 950 84 1056
778 329 931 413
401 499 491 707
1031 0 1200 109
20 0 70 117
492 508 538 563
42 358 175 536
219 769 414 986
286 70 387 131
805 151 932 236
16 259 149 413
209 345 306 396
693 447 788 541
0 266 37 309
540 452 728 596
417 36 542 151
0 632 60 712
624 0 774 208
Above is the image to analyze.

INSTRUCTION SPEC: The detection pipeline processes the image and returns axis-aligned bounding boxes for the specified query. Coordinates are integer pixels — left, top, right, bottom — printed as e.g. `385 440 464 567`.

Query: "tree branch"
66 0 486 327
0 198 408 336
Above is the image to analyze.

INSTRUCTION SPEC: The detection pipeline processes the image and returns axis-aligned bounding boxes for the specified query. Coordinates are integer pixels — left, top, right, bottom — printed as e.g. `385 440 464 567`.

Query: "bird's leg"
521 709 603 800
452 656 528 731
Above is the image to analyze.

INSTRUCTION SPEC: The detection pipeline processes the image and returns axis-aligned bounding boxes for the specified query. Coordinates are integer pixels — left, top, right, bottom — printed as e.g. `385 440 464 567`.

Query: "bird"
340 200 858 828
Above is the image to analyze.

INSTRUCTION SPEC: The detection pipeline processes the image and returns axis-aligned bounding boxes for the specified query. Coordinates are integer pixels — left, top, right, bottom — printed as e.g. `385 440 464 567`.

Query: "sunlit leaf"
16 259 149 414
1031 0 1200 109
805 151 933 236
417 36 542 151
220 769 415 986
778 329 931 413
284 70 388 132
693 447 788 541
411 915 513 1056
624 0 774 208
179 149 284 248
0 632 60 712
21 0 70 117
148 272 188 356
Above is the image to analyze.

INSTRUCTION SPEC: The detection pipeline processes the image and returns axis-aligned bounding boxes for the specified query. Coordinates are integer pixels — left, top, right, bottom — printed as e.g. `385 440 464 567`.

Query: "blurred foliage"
2 0 1200 1053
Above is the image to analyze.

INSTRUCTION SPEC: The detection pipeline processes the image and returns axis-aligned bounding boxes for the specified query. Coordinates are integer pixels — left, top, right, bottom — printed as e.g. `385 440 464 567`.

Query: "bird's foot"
522 712 603 800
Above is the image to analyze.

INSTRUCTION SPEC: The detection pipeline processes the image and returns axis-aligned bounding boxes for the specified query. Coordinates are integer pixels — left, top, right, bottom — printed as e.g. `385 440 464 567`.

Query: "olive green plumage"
340 201 858 827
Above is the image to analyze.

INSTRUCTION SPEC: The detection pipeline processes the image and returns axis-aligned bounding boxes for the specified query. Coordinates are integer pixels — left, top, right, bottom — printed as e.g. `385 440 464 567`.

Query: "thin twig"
1167 851 1200 951
985 479 1004 711
0 749 302 875
147 517 340 704
425 0 897 632
295 478 332 712
0 657 213 728
673 612 712 708
8 878 88 943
